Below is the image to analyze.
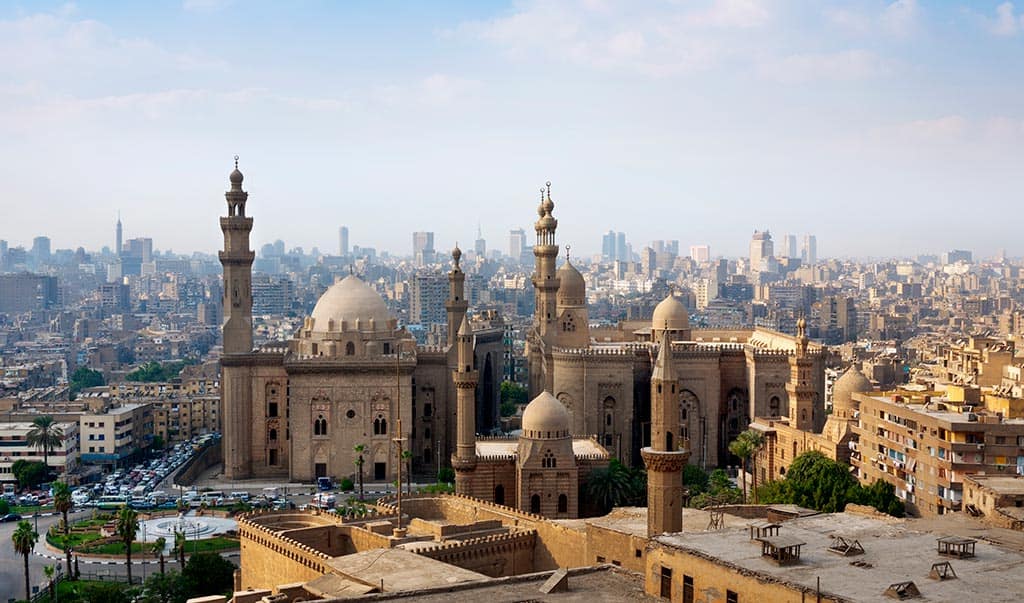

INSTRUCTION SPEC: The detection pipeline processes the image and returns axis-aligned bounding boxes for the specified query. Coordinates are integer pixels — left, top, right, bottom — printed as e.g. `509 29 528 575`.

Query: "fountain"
137 511 237 543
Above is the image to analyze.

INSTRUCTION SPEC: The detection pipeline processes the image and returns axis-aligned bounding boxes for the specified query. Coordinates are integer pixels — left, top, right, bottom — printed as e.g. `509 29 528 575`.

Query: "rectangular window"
683 575 694 603
268 402 278 417
726 590 738 603
268 449 278 466
660 567 672 599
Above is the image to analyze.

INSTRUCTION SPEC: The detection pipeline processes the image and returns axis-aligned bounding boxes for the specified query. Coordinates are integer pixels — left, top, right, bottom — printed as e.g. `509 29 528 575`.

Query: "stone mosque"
219 162 827 520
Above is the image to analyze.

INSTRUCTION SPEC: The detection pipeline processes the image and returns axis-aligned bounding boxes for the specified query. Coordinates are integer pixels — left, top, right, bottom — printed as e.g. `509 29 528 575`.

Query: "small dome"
556 261 586 306
833 366 871 414
521 391 571 438
451 245 462 266
652 293 689 332
537 214 557 231
309 274 391 332
230 168 243 185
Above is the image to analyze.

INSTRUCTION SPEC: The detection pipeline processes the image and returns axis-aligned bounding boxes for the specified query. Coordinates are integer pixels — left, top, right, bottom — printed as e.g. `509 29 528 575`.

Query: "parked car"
1 513 22 522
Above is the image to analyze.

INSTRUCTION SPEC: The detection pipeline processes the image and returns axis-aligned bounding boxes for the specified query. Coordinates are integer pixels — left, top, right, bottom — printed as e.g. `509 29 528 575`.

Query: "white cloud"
758 49 888 83
990 2 1023 36
880 0 919 37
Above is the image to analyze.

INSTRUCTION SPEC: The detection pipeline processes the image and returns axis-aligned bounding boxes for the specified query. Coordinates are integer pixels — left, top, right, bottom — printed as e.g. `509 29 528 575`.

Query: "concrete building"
412 231 435 266
79 403 154 467
0 273 59 313
509 228 528 263
408 272 448 327
0 421 79 483
338 226 348 256
749 230 773 272
801 234 817 265
689 245 710 263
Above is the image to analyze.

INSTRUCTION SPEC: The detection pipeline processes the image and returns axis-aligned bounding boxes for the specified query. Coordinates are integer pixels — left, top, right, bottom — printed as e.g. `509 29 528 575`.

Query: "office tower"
509 229 527 263
616 232 627 261
0 240 7 270
781 234 797 258
801 234 817 265
413 231 435 266
474 225 486 257
602 230 616 261
31 236 51 267
749 230 773 271
116 212 123 257
640 247 656 278
339 226 349 256
409 271 448 325
690 245 710 263
667 240 679 256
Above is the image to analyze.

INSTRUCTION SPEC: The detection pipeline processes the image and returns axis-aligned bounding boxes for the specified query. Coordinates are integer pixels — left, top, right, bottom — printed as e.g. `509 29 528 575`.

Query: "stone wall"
173 440 223 487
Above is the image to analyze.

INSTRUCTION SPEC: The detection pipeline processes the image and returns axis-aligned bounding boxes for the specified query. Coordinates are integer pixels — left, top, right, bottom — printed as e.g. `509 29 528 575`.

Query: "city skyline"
3 1 1024 257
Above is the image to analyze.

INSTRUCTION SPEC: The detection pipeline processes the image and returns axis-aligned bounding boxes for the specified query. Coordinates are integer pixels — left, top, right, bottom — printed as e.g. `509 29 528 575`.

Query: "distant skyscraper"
116 212 123 257
690 245 710 263
412 231 435 266
338 226 349 256
602 230 616 261
409 271 448 325
801 234 817 265
31 236 51 266
509 229 527 263
781 234 797 258
616 232 627 261
474 225 486 257
0 239 7 270
749 230 773 271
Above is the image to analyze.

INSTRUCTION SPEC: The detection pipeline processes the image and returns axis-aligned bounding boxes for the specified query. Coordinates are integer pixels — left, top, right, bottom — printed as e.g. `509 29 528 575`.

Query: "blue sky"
2 1 1024 259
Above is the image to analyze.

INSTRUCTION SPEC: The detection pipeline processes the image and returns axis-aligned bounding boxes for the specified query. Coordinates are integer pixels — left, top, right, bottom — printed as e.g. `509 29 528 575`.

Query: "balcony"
950 441 984 454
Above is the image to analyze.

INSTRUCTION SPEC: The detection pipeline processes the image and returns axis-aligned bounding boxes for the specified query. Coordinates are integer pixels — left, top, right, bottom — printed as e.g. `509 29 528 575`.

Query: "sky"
2 0 1024 260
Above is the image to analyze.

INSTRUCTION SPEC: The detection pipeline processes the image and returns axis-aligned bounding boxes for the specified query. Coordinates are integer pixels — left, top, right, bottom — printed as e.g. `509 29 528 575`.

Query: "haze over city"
3 0 1024 258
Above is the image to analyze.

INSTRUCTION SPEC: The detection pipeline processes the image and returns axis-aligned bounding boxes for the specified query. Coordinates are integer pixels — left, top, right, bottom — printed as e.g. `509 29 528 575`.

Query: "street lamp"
34 511 39 534
141 523 147 581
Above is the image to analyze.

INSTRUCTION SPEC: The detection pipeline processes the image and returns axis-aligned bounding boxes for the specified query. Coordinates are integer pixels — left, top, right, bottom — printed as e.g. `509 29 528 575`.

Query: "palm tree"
585 459 637 513
12 520 38 601
401 449 413 495
52 481 74 578
26 415 64 474
173 529 187 567
115 506 139 584
743 430 766 503
43 564 55 603
728 433 756 503
151 536 167 575
353 444 366 501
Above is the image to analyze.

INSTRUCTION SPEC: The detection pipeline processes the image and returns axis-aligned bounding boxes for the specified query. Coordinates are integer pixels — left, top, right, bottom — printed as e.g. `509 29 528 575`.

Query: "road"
0 509 82 599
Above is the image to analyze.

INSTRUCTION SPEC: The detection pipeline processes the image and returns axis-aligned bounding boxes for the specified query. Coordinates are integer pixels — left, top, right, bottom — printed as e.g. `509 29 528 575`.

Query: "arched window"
542 450 556 468
793 441 798 457
313 415 327 436
374 415 388 436
494 485 505 505
345 341 355 356
557 494 568 514
268 428 277 441
769 396 781 417
530 494 541 514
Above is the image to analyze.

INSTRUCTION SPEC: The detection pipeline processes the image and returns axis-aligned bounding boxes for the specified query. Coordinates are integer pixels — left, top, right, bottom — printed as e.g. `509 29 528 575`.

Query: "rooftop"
965 474 1024 496
655 512 1024 602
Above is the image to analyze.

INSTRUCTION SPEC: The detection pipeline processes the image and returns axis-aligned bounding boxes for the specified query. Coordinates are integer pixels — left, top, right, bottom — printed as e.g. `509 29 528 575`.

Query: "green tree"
181 552 236 598
142 570 188 603
0 498 10 515
743 430 766 502
52 481 74 578
353 444 366 501
75 581 130 603
173 529 187 567
11 459 49 488
69 366 105 396
116 506 140 584
728 434 756 503
854 479 905 517
437 466 455 484
754 451 864 514
152 536 168 575
586 459 641 513
499 381 528 417
151 435 165 451
44 564 55 603
682 464 710 496
11 520 38 601
26 415 64 472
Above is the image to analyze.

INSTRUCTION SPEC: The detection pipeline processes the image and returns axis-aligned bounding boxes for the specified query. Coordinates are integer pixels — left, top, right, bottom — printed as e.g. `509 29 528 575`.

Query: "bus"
96 495 128 510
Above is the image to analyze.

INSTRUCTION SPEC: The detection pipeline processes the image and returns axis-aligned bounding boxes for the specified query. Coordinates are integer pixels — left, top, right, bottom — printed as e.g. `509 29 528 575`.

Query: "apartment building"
0 421 79 483
852 391 1024 517
79 403 154 467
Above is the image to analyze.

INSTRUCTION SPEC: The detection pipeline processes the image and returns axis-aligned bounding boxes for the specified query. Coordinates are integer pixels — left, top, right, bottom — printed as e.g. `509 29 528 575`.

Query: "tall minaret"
787 315 815 431
532 182 559 342
446 245 468 346
451 314 479 496
219 157 255 480
220 157 254 355
115 211 123 257
643 330 689 536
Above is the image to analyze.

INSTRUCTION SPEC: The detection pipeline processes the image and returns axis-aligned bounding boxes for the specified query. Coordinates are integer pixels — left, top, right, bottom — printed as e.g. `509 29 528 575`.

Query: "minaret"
115 211 123 257
533 182 560 341
220 156 254 355
446 245 468 346
219 156 255 480
451 314 479 495
642 330 689 536
787 315 815 431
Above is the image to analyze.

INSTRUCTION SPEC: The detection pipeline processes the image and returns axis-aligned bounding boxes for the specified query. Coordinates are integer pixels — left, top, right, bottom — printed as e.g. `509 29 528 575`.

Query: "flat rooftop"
656 512 1024 602
320 548 488 595
966 474 1024 495
475 438 609 458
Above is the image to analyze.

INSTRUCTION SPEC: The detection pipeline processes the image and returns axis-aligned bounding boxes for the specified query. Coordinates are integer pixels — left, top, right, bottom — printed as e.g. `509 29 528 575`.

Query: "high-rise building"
602 230 616 261
474 225 486 257
338 226 349 256
509 229 527 263
31 236 50 267
409 271 448 326
801 234 817 265
252 275 294 315
616 232 627 261
0 240 7 270
749 230 773 271
781 234 797 258
413 231 435 266
941 249 972 265
116 212 123 257
0 274 59 313
690 245 710 263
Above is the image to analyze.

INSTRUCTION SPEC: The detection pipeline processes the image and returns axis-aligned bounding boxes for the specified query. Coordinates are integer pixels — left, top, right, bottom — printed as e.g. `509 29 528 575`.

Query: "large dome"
556 261 586 306
521 391 571 438
309 274 391 331
833 366 871 418
652 293 689 332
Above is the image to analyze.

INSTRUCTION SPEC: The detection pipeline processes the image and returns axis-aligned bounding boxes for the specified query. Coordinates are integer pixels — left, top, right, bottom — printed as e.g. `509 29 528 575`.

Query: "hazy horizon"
3 1 1024 259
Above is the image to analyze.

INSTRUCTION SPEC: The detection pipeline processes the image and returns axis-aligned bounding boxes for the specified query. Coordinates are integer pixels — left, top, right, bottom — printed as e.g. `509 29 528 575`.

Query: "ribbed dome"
309 274 391 332
230 168 243 185
833 366 871 418
652 293 689 332
556 261 586 306
521 391 571 438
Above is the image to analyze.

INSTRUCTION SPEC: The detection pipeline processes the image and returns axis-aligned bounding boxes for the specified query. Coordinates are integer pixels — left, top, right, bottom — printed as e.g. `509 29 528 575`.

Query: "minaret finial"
565 244 571 263
546 181 552 200
540 187 545 202
234 154 239 169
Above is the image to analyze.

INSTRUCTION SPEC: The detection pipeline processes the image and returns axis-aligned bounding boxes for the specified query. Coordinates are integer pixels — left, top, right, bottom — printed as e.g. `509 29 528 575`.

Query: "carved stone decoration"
641 447 690 472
